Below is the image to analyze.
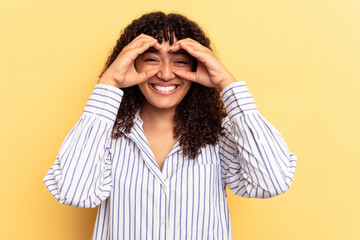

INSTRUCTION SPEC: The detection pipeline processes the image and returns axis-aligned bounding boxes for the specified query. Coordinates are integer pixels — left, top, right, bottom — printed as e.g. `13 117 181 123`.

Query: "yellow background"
1 0 359 239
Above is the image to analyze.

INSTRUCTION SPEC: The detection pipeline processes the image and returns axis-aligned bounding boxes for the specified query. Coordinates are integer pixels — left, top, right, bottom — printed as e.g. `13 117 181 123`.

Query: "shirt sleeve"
219 81 297 198
43 84 123 208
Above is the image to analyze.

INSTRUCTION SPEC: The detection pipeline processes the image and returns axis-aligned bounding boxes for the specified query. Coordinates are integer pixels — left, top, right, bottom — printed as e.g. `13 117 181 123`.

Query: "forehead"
146 30 185 45
143 45 190 57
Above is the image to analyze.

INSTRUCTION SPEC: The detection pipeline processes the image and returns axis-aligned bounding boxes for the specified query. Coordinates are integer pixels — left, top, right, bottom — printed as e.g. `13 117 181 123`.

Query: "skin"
136 40 193 112
98 34 237 170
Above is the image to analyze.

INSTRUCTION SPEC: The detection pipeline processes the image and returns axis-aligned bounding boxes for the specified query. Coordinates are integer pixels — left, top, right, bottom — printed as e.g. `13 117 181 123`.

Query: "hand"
98 34 162 88
168 38 237 91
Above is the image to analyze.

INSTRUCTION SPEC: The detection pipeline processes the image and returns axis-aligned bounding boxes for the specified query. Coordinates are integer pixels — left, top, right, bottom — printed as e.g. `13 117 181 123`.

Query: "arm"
168 38 297 198
219 81 297 198
43 34 163 208
43 84 123 208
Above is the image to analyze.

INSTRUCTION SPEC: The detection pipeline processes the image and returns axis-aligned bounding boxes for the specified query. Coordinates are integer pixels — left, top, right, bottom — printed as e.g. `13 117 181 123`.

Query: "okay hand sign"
98 34 162 88
168 38 236 91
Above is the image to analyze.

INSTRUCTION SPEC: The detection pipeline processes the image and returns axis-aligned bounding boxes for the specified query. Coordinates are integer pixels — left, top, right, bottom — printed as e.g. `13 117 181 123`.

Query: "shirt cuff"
83 84 123 123
221 81 258 119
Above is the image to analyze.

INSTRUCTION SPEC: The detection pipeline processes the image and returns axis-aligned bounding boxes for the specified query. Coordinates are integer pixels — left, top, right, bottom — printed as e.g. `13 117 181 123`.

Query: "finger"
170 37 196 46
169 38 203 52
134 39 162 54
132 34 158 44
169 42 208 63
169 42 195 56
128 35 163 52
173 69 197 82
125 35 151 50
149 40 163 51
168 43 181 52
135 34 162 49
137 68 159 83
126 39 163 62
135 36 163 50
175 64 214 88
168 41 186 52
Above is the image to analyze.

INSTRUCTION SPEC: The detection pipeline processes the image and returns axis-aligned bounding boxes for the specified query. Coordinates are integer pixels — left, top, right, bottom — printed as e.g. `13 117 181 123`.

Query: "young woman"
44 11 297 240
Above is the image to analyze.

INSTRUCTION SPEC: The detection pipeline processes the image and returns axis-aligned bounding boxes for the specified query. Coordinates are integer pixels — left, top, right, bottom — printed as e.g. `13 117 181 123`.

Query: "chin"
147 100 179 110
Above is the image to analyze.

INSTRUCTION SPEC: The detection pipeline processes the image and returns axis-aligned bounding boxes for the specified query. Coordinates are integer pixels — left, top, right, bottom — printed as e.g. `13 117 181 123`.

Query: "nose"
156 62 175 81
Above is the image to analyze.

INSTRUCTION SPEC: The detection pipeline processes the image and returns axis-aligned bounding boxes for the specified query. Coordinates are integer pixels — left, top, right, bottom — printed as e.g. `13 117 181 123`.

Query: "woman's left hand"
168 38 237 91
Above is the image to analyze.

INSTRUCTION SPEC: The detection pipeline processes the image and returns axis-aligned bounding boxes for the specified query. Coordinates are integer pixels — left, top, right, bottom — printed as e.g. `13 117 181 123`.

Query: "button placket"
160 183 168 240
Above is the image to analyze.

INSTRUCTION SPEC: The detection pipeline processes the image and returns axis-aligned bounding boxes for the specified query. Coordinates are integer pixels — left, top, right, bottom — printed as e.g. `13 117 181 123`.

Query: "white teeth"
153 85 177 92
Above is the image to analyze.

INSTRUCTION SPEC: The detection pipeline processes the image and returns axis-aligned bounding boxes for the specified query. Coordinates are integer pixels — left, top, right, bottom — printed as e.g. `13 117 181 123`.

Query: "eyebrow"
143 47 190 56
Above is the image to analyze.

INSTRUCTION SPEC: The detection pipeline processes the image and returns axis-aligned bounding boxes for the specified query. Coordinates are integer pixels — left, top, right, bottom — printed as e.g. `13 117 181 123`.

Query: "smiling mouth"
150 84 179 93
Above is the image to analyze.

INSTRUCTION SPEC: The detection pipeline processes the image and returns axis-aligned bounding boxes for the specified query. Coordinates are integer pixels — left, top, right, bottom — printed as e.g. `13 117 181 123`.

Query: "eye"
144 58 158 62
176 60 189 64
174 58 190 65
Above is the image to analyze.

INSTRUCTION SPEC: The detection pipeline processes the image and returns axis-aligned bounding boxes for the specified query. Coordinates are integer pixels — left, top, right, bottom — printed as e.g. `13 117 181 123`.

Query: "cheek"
136 58 161 73
174 64 192 72
182 81 192 94
137 82 148 96
135 58 152 72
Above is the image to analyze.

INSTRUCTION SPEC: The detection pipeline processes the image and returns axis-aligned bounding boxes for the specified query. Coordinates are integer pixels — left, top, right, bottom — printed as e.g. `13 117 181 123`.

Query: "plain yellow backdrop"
1 0 359 239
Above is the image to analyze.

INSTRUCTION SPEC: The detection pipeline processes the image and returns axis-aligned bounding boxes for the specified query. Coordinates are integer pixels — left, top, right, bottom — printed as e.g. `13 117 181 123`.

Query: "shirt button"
161 219 166 225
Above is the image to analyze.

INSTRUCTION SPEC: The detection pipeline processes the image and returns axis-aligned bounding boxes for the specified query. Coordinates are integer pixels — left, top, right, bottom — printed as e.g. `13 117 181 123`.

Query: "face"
136 39 192 112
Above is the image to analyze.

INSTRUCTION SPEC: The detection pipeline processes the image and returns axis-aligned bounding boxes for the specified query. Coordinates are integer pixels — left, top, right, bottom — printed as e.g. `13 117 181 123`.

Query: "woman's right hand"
98 34 162 88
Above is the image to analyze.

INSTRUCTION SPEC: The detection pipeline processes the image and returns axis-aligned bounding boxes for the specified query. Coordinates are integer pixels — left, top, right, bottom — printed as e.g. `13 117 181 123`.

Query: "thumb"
138 68 159 83
173 69 197 82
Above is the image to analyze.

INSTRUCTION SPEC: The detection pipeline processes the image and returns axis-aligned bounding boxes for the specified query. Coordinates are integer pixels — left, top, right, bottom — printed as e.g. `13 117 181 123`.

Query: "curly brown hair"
99 11 227 159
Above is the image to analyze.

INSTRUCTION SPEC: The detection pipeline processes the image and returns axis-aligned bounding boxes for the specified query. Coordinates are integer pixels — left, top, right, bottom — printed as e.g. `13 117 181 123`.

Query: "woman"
44 11 297 240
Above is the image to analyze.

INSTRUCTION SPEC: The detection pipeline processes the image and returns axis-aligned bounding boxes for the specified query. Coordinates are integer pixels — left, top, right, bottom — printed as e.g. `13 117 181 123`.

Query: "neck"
140 102 176 129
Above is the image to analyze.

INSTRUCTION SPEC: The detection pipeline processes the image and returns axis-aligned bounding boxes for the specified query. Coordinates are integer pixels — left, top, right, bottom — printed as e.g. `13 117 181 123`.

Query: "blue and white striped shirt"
44 81 297 239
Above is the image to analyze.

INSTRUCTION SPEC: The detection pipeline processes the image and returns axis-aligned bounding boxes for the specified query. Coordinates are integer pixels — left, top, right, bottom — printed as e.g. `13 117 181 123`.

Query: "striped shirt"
43 81 297 240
